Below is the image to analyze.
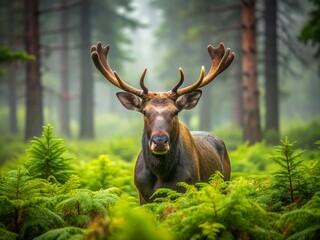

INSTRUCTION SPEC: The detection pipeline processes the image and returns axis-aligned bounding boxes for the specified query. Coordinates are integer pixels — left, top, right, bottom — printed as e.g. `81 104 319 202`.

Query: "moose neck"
142 125 181 179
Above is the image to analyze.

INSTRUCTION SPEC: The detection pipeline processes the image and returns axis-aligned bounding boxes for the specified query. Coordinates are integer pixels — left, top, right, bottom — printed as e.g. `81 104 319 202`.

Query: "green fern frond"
85 203 173 240
197 222 226 240
286 224 320 240
302 192 320 210
45 175 81 196
19 206 65 240
151 188 183 203
0 227 18 240
0 168 45 201
277 209 320 238
80 155 133 193
33 226 84 240
57 188 122 227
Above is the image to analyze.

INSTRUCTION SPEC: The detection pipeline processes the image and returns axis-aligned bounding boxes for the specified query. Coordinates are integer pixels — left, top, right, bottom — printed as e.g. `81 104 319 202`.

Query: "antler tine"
171 67 185 93
171 43 234 97
114 71 144 96
199 43 235 88
175 66 205 96
91 42 145 97
140 68 148 94
91 43 120 88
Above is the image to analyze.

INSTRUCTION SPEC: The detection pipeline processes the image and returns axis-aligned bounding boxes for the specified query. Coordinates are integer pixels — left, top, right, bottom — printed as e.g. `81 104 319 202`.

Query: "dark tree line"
151 0 319 145
0 0 140 140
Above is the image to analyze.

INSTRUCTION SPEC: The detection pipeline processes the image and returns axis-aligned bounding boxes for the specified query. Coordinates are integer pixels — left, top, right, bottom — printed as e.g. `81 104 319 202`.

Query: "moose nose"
152 135 168 146
150 135 170 155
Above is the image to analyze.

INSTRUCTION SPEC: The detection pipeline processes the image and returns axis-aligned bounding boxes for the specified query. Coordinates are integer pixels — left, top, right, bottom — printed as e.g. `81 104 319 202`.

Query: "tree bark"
241 0 262 144
79 0 94 138
232 29 243 127
200 88 212 131
264 0 279 144
59 0 71 137
24 0 43 140
8 65 18 134
7 0 18 134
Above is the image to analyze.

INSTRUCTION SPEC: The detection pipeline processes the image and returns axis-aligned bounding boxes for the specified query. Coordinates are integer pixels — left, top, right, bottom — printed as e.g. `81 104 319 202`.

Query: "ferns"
25 124 74 183
80 155 133 193
277 193 320 239
0 168 45 200
0 168 64 239
1 125 320 239
84 204 173 240
56 188 121 228
146 174 281 240
33 227 85 240
0 125 130 239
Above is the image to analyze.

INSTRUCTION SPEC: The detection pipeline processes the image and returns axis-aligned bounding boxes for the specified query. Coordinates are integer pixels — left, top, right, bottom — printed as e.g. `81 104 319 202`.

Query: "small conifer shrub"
25 124 74 183
268 137 306 210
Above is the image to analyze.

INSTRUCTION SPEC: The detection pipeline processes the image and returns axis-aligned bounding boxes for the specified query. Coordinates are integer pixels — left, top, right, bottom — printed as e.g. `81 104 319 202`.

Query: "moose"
91 42 234 204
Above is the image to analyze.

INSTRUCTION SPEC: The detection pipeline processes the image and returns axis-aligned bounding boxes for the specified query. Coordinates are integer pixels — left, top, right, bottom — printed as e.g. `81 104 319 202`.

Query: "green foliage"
33 227 84 240
0 46 34 75
282 119 320 149
0 135 26 167
0 168 45 201
25 124 74 183
1 124 320 239
267 137 307 210
276 192 320 239
0 168 64 240
299 0 320 58
229 141 274 176
84 202 173 240
212 125 242 151
145 173 281 240
79 155 135 195
56 188 122 228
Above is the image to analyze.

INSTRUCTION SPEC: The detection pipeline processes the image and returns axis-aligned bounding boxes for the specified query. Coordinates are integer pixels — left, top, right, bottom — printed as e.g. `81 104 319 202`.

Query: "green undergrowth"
0 124 320 239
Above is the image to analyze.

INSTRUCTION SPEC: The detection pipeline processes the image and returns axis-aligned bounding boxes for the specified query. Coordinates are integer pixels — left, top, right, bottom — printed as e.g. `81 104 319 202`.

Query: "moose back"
91 42 234 204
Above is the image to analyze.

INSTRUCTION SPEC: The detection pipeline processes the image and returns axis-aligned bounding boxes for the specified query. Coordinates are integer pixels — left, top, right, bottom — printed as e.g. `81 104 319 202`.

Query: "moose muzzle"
150 135 170 155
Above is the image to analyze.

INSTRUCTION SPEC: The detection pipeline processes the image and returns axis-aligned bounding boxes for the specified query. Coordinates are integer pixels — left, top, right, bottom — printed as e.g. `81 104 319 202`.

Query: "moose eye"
174 111 179 116
142 110 146 115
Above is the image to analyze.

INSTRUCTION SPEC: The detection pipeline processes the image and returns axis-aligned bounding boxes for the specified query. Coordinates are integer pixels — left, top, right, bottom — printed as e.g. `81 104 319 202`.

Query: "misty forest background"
1 0 320 239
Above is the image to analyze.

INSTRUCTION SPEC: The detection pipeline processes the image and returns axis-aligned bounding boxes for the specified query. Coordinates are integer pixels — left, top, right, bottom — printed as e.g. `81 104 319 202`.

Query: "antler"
171 43 235 96
90 42 148 97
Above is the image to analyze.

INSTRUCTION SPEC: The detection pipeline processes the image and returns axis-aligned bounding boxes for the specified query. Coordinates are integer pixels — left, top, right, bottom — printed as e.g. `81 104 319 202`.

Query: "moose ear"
176 90 202 110
116 92 142 112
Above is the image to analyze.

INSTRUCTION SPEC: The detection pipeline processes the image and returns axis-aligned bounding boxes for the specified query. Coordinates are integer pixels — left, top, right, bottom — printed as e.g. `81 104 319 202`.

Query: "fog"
1 0 319 140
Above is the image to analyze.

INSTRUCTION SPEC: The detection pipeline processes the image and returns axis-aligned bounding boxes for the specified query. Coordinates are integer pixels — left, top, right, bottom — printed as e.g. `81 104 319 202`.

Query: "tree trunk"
8 65 18 134
264 0 279 144
7 0 18 134
200 88 212 131
79 0 94 138
241 0 262 144
59 0 71 137
24 0 43 140
232 30 243 127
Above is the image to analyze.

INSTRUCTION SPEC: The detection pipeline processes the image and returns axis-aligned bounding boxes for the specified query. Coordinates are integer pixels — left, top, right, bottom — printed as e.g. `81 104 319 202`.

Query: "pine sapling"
269 137 305 209
25 124 74 183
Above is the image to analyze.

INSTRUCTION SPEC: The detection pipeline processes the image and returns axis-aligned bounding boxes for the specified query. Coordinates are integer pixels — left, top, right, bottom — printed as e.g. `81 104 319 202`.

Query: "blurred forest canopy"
0 0 319 145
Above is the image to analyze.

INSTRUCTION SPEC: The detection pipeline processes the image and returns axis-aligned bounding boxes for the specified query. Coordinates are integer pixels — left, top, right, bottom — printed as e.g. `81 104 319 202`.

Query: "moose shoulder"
91 42 235 204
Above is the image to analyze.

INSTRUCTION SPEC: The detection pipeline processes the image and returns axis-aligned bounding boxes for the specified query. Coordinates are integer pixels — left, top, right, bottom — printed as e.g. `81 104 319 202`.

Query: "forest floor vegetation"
0 122 320 239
